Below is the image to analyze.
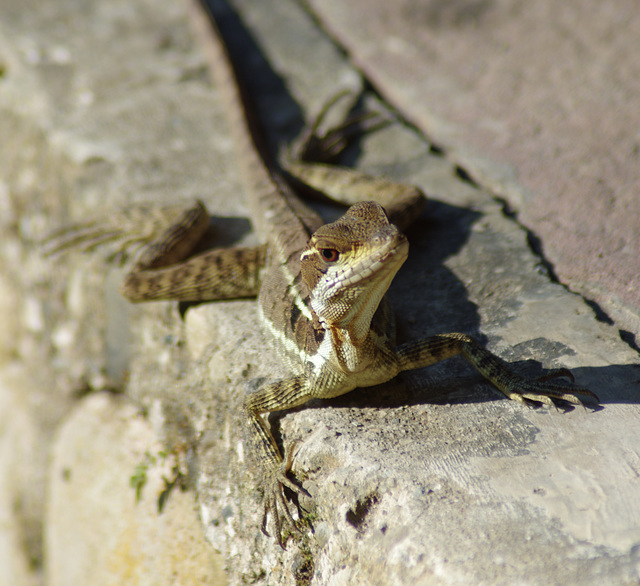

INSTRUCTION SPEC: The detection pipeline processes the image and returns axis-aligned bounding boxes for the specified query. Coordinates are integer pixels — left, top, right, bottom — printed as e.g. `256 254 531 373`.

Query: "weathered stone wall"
0 0 228 583
2 0 640 584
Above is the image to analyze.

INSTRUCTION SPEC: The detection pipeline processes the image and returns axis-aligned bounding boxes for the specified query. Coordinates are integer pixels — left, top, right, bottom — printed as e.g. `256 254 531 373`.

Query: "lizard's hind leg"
292 89 390 165
44 200 268 302
285 93 427 231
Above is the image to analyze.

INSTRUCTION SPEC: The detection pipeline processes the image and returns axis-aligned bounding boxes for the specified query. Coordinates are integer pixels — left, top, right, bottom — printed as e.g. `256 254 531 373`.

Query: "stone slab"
46 392 225 586
306 0 640 337
0 0 232 582
182 0 640 583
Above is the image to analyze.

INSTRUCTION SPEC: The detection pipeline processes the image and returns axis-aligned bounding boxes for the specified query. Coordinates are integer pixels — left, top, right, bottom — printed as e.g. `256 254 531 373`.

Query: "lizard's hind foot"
293 89 391 165
42 200 209 265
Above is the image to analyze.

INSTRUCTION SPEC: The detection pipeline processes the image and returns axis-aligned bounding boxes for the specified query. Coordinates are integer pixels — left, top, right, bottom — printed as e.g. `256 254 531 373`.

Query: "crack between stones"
452 156 640 357
492 195 640 355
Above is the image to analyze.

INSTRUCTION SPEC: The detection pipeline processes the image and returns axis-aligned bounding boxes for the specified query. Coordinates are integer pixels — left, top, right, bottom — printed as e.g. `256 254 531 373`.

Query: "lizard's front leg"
396 333 599 406
243 375 314 548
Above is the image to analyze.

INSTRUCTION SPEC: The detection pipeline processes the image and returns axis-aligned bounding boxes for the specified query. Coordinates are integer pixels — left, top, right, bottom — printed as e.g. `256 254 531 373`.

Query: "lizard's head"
300 201 408 340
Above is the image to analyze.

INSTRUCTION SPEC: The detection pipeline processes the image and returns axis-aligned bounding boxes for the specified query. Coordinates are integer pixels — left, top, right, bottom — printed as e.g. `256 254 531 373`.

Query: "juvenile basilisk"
45 0 598 547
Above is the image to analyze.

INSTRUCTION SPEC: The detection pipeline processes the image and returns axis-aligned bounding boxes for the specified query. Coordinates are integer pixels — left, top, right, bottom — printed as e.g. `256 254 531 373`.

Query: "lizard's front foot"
397 334 599 409
498 367 599 409
259 444 310 549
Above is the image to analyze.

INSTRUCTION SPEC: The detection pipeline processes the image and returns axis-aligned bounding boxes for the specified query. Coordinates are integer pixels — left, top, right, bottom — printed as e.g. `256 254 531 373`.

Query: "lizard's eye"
320 248 339 262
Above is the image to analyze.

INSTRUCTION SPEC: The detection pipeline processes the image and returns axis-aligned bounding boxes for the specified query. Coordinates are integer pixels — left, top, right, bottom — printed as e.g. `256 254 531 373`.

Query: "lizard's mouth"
378 236 408 263
335 232 408 289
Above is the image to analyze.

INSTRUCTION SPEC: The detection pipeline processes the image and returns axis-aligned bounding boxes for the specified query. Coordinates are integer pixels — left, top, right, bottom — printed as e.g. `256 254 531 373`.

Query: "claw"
259 444 310 549
260 483 299 549
505 372 599 412
519 392 556 408
261 501 270 537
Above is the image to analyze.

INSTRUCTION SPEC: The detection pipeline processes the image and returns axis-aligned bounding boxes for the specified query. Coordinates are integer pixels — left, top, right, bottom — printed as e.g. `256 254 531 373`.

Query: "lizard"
44 0 599 548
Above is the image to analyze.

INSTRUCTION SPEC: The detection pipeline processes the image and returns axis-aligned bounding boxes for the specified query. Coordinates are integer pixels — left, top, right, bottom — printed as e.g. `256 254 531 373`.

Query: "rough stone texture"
0 0 228 583
305 0 640 338
47 392 223 586
0 362 42 586
2 0 640 584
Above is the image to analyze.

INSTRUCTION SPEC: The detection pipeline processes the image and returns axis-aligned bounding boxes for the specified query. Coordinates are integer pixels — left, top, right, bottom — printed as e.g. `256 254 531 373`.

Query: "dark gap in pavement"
454 164 479 187
494 198 640 355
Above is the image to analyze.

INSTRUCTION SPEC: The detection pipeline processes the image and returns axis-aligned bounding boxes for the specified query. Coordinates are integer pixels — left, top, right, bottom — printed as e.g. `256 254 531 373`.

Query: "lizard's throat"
310 257 402 344
311 266 398 374
308 228 408 344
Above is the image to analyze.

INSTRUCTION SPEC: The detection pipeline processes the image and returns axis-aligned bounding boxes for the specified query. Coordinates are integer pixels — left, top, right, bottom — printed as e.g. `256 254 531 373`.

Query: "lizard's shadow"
204 0 306 153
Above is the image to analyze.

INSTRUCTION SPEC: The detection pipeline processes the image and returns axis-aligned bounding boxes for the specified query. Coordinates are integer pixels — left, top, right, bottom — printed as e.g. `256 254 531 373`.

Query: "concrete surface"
307 0 640 339
1 0 640 584
47 392 224 586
